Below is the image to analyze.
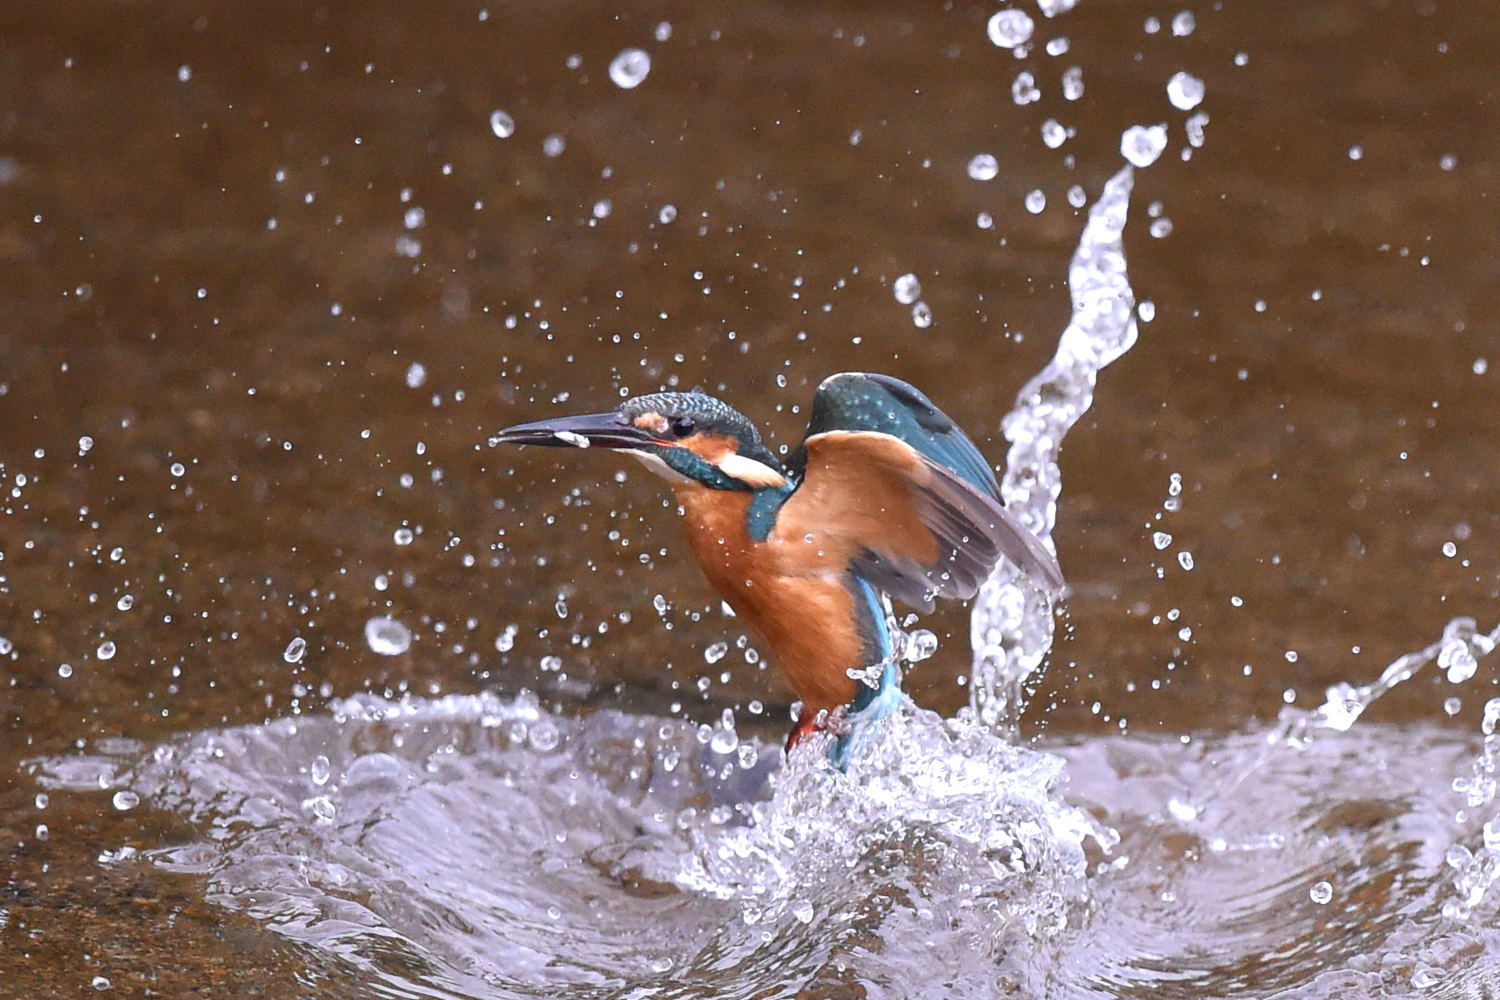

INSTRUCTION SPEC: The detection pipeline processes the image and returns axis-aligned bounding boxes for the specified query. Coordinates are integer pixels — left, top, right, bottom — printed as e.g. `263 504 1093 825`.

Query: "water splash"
969 165 1140 735
28 691 1106 999
1273 616 1500 746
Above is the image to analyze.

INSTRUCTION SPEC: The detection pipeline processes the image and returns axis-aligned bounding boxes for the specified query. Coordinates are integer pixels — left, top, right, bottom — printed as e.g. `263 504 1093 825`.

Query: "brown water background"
1 0 1497 993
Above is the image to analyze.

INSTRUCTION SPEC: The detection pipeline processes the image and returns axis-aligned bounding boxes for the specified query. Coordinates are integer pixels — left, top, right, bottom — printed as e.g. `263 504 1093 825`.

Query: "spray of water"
969 165 1141 735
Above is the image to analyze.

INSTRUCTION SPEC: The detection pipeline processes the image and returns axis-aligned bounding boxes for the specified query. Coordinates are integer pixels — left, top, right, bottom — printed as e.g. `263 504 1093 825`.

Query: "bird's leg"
785 705 826 751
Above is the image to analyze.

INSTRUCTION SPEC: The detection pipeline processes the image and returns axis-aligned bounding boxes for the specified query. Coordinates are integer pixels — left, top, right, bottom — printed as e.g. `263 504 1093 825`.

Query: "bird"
491 372 1065 767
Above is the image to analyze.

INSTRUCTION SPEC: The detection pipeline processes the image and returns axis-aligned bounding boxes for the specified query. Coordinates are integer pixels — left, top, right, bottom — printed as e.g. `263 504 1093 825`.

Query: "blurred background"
1 0 1496 993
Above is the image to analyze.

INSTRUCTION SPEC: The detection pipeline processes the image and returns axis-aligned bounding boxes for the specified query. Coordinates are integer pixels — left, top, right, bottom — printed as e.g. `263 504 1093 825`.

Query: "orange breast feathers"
672 486 863 715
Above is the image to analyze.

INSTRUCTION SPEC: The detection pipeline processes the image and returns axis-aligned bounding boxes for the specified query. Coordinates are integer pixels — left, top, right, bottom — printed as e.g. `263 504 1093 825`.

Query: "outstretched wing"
774 373 1063 610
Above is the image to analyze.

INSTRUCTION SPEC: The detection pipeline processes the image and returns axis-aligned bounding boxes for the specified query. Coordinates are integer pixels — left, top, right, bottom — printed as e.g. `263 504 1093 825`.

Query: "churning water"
28 166 1500 998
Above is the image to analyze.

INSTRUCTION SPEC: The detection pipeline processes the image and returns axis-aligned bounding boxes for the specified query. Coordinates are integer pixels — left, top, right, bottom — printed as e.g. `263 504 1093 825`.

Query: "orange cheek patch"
682 433 738 461
632 412 670 436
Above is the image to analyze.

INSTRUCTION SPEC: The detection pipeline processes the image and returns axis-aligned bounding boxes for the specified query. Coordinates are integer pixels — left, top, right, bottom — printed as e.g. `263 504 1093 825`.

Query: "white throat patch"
627 449 694 485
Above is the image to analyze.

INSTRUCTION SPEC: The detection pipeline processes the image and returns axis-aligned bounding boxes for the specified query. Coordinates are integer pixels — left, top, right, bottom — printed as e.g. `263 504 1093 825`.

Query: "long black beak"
489 411 658 450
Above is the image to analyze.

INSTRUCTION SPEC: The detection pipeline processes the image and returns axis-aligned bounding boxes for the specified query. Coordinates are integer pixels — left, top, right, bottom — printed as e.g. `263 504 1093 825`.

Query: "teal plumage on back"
789 372 1001 501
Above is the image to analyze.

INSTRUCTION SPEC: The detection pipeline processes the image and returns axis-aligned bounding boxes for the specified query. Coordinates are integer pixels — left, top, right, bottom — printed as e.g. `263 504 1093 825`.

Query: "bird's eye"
670 416 696 437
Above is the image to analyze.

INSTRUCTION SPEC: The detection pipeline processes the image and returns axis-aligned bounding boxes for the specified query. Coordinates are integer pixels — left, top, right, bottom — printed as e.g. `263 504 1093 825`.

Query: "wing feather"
772 373 1064 608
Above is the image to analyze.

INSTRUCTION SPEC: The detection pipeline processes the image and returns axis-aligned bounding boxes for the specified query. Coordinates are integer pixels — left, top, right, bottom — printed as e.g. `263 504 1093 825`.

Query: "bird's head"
492 389 787 491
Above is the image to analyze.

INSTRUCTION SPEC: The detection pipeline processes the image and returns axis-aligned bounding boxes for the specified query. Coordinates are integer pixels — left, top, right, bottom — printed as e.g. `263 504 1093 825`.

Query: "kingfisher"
492 372 1064 766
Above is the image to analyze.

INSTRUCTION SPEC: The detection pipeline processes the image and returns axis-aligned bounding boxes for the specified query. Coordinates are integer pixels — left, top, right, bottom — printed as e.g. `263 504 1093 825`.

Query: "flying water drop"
365 616 413 656
894 273 922 305
987 9 1035 49
609 48 651 89
1121 124 1169 168
967 153 999 181
1167 71 1205 111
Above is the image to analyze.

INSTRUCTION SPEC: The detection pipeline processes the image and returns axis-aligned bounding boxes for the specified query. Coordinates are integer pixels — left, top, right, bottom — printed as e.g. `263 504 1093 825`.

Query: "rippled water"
30 667 1500 999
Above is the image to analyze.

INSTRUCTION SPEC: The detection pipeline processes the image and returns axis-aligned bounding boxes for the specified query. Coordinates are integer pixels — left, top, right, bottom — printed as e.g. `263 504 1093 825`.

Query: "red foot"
785 706 822 751
784 705 847 752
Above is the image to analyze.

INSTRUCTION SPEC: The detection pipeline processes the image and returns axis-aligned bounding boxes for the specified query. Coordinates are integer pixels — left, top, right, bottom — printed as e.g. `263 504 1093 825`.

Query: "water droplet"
1166 71 1205 111
1442 540 1458 558
96 640 116 660
1150 218 1174 238
92 976 112 991
1067 185 1087 209
1186 111 1210 148
176 64 192 83
986 8 1035 48
489 109 515 139
893 273 922 304
911 301 934 329
405 362 427 389
310 754 331 786
1171 10 1197 36
1309 880 1333 905
1439 636 1479 684
529 722 560 752
112 789 140 811
655 22 672 42
1167 797 1198 822
283 637 307 664
393 526 415 545
905 629 939 663
58 663 73 679
1177 550 1195 571
967 153 999 181
592 199 613 220
609 47 651 89
495 624 518 653
1061 66 1084 101
1024 189 1047 214
1121 124 1168 168
657 203 677 224
78 435 94 455
365 616 412 656
304 795 336 822
704 641 728 664
792 899 815 923
1152 531 1173 550
709 728 738 754
543 134 566 158
1041 119 1068 149
1011 71 1041 105
1037 0 1078 14
1348 144 1363 161
169 461 186 477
